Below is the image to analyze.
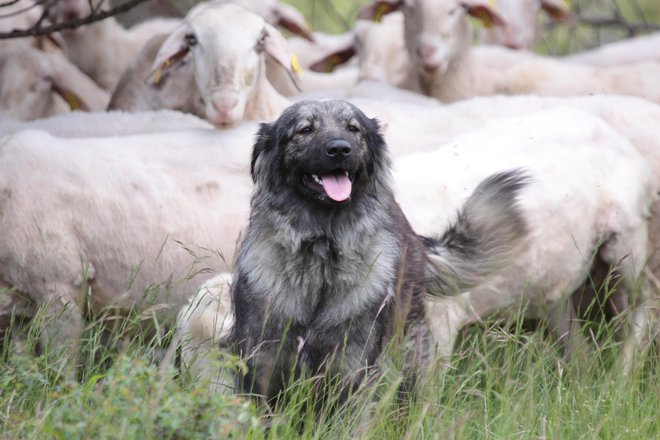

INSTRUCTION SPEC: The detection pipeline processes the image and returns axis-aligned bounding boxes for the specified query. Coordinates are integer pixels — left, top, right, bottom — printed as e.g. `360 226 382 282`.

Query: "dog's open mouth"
303 170 353 202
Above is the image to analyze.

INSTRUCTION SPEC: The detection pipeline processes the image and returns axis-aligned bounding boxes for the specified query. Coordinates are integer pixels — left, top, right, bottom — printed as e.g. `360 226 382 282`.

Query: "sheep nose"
326 139 352 158
212 95 238 114
416 43 437 61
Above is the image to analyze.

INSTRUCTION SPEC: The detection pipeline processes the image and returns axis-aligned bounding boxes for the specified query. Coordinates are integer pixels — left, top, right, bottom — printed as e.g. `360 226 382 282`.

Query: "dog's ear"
362 116 389 175
251 122 274 182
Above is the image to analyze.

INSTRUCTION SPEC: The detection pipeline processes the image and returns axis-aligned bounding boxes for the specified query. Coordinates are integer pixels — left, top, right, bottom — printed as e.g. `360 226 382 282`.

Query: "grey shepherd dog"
230 99 528 406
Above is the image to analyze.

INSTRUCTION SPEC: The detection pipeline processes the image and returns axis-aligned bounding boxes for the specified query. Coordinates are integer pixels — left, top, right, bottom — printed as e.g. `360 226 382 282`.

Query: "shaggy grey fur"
230 99 528 405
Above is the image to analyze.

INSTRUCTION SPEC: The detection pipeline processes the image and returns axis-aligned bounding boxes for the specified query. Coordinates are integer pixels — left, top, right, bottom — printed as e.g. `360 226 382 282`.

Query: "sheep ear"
48 53 105 112
271 3 314 41
261 23 302 92
47 51 109 111
251 122 274 182
51 82 90 112
540 0 573 21
34 33 65 52
309 44 356 73
148 26 190 86
461 0 506 28
357 0 403 22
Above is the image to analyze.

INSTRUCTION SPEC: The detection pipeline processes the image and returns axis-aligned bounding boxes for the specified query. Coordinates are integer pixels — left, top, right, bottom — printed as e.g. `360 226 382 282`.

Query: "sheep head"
149 4 300 128
0 47 98 120
359 0 506 78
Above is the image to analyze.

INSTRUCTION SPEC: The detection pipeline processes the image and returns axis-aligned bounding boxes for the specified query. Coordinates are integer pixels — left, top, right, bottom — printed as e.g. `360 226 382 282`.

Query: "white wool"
50 0 179 91
393 108 656 370
0 110 213 137
397 0 660 103
0 45 109 120
566 32 660 67
0 125 256 367
175 273 234 391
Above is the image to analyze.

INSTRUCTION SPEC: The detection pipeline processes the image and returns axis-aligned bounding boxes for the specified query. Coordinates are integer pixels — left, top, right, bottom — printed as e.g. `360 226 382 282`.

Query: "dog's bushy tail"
421 169 529 297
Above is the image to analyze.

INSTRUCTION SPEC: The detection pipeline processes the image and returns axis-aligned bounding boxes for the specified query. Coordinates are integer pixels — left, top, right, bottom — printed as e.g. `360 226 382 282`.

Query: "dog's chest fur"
238 206 401 327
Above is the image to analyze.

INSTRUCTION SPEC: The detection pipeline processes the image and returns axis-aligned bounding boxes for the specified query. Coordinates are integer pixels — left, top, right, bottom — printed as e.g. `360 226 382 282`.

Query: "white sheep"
0 125 255 372
107 33 205 115
288 30 356 69
479 0 572 50
311 11 531 89
0 0 41 36
0 0 66 51
207 0 313 40
361 0 660 103
308 12 421 92
395 107 657 370
566 32 660 67
105 0 333 111
0 109 213 137
148 3 298 127
0 45 109 120
50 0 180 91
174 273 234 391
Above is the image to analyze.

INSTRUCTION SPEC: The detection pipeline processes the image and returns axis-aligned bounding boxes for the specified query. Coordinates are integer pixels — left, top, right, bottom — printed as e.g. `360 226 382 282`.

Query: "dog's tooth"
312 174 322 184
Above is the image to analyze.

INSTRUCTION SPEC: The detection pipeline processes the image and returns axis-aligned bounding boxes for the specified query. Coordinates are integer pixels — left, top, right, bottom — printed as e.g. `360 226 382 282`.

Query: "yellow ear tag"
153 59 173 85
291 53 302 75
154 68 163 85
62 91 81 110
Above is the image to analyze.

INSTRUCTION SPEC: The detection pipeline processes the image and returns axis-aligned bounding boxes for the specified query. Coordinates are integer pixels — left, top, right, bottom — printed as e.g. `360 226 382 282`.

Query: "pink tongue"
321 174 352 202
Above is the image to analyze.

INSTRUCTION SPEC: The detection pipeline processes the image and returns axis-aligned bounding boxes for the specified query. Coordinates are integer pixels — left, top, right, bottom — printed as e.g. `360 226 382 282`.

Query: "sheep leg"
0 281 36 349
547 296 590 364
425 296 473 363
605 225 655 375
34 287 83 377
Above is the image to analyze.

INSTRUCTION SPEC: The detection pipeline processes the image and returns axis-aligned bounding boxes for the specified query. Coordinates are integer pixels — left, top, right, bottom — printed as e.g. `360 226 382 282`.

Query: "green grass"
2 308 658 439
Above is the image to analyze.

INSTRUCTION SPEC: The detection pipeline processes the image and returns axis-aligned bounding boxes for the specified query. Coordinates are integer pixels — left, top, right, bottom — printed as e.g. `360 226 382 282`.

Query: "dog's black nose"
326 139 352 158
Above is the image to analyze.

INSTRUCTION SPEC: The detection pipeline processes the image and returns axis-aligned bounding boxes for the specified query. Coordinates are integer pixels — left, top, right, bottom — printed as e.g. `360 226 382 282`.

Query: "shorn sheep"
566 32 660 67
360 0 660 103
0 110 213 137
479 0 572 50
50 0 180 91
108 0 319 114
0 45 109 120
394 108 657 371
0 125 256 372
107 33 204 115
147 3 300 127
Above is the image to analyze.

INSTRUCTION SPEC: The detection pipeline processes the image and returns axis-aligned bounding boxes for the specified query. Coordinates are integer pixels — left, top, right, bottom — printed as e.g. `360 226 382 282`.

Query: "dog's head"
251 99 390 208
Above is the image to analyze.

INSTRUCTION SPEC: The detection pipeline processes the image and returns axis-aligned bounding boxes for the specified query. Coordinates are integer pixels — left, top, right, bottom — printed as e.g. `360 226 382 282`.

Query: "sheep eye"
185 34 197 47
255 31 267 52
347 124 359 133
298 126 313 134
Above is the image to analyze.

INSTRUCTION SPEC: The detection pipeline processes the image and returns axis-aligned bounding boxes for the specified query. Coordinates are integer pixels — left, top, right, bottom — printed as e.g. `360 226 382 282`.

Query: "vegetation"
2 288 659 438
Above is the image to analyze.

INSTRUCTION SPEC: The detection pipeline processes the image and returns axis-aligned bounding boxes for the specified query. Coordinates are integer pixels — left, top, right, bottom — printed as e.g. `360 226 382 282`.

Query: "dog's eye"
298 126 313 134
346 124 359 133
